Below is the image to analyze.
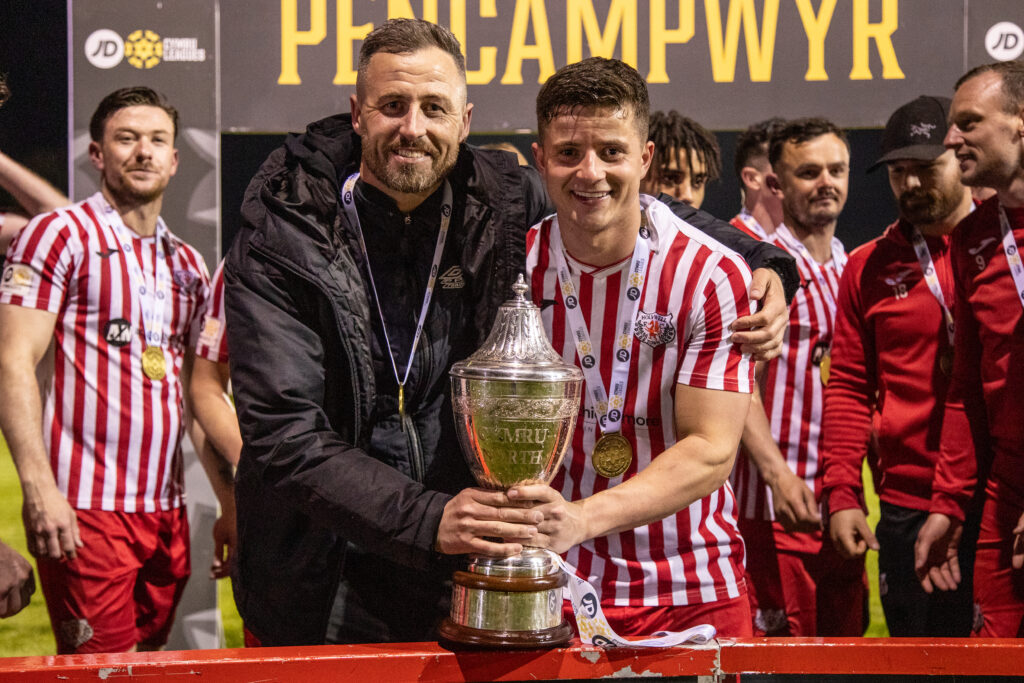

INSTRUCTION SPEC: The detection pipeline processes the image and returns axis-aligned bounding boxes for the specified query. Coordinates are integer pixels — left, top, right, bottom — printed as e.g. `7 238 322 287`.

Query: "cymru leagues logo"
634 311 675 348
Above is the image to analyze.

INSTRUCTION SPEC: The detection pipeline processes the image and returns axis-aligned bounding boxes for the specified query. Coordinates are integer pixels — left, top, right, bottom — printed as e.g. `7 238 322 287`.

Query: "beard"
898 185 963 225
361 136 459 195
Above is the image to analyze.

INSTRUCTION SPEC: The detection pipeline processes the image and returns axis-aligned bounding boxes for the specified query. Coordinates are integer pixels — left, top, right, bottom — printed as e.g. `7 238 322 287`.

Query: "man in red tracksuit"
821 95 976 636
915 60 1024 637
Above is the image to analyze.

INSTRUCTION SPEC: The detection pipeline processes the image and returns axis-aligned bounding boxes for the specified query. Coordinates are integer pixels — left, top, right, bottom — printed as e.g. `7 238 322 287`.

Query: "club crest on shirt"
634 311 675 348
172 268 200 293
0 264 34 297
104 318 133 347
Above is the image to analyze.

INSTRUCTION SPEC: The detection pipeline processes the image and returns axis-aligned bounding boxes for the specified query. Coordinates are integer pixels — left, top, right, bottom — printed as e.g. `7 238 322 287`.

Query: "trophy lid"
450 274 583 383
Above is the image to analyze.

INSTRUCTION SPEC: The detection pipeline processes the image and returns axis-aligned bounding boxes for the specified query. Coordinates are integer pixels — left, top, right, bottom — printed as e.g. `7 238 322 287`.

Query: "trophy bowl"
438 275 582 649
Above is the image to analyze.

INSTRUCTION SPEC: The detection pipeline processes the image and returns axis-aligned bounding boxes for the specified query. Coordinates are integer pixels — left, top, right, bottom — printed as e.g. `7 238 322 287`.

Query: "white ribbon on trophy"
548 551 717 649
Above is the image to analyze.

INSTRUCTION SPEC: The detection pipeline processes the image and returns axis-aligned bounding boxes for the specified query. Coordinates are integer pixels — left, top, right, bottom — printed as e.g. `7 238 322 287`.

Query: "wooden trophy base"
438 618 573 650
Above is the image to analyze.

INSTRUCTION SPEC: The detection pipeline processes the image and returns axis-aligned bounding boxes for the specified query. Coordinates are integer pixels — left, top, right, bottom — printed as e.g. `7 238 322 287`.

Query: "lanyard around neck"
998 204 1024 313
89 194 169 348
909 227 955 345
340 173 453 418
548 213 650 435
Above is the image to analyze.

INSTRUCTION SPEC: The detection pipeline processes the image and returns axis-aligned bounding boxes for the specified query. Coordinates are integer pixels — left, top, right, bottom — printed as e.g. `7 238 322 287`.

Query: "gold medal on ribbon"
591 433 632 478
940 347 954 376
819 351 831 386
141 346 166 381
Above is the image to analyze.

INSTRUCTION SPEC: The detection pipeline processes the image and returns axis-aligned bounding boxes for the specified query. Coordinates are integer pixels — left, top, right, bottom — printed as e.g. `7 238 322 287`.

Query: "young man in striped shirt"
0 87 210 653
511 57 756 636
730 118 868 636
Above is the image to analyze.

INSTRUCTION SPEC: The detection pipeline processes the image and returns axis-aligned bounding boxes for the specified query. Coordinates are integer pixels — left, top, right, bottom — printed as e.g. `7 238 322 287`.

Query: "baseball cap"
868 95 951 172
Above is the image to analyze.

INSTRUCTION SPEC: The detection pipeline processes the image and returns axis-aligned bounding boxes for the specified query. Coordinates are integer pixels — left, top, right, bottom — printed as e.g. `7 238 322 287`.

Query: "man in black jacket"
225 18 797 646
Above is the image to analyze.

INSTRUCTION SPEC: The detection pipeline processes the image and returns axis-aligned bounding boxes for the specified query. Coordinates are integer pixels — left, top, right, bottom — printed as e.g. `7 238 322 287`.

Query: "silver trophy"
439 274 583 648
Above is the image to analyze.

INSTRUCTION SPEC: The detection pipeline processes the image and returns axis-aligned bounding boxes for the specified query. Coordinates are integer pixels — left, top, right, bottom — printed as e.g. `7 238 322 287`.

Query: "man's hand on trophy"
507 484 587 555
436 487 544 556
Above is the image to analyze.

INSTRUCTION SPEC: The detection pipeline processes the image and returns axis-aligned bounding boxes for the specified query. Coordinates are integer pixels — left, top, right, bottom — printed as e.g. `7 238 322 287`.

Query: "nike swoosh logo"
540 299 558 310
95 248 120 258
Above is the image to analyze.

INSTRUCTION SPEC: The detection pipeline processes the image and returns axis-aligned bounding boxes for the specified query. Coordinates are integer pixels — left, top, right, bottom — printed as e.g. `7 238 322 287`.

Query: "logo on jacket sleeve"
1 264 35 297
634 311 675 348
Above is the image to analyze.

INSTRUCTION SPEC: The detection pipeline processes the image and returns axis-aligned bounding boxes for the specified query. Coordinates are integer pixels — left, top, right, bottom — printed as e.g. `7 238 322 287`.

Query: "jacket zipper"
248 243 362 439
403 320 431 483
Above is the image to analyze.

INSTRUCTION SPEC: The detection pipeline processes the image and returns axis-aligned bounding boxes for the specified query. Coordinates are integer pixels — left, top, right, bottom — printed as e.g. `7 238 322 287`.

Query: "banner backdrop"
221 0 1024 134
69 0 221 650
70 0 219 264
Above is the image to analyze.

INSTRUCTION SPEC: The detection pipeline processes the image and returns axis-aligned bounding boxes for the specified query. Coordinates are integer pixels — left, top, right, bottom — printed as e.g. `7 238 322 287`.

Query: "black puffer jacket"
224 114 548 645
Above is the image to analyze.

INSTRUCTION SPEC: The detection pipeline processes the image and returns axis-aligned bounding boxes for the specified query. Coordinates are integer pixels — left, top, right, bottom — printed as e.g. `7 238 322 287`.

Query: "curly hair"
647 110 720 184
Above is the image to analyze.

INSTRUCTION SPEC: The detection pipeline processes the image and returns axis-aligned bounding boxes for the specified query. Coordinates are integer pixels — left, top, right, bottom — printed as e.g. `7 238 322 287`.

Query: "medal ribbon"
547 550 716 648
910 227 955 346
998 204 1024 313
88 195 170 351
340 173 453 424
548 215 650 436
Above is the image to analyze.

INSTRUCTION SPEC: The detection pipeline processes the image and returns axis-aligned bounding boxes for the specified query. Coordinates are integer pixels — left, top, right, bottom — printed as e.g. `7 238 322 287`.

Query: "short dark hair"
536 57 649 140
734 117 786 179
769 117 848 168
0 73 8 108
357 18 466 97
955 59 1024 115
89 86 179 142
647 110 720 183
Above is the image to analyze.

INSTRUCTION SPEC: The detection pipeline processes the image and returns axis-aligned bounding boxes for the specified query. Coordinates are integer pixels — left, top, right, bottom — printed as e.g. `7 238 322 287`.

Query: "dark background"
4 0 893 256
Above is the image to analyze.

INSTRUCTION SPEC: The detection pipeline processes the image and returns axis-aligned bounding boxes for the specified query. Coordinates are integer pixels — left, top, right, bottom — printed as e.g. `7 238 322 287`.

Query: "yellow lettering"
705 0 780 83
451 0 499 85
850 0 905 80
279 0 327 85
795 0 836 81
501 0 556 84
333 0 373 85
566 0 637 66
386 0 438 23
648 1 695 83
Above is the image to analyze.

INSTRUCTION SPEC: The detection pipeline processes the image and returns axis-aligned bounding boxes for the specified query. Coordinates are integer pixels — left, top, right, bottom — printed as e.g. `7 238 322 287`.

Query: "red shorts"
740 518 866 636
562 593 752 639
37 508 190 654
972 476 1024 637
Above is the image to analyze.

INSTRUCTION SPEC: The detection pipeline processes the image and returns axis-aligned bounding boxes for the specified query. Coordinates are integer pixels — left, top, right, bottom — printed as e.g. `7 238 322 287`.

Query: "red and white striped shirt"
0 192 209 513
731 223 847 523
526 197 754 607
730 209 769 241
195 259 228 364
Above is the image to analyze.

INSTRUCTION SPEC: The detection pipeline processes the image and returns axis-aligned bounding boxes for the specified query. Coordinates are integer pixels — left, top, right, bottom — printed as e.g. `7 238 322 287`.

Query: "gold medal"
591 433 633 478
819 351 831 386
940 347 954 376
141 346 166 381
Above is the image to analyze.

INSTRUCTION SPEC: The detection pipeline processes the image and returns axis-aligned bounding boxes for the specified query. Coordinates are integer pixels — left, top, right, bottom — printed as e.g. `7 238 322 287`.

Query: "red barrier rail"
0 638 1022 681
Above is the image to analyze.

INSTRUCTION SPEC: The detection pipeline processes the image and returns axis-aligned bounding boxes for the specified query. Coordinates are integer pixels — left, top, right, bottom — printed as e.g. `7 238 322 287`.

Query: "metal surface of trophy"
439 275 583 649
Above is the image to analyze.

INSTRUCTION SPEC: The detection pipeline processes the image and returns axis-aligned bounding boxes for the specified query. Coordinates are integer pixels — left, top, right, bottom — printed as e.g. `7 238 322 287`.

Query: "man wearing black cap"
819 95 975 636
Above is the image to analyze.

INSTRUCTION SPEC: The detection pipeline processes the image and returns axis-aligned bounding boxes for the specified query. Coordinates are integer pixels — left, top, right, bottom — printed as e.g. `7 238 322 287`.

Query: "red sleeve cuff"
929 492 968 523
823 486 865 514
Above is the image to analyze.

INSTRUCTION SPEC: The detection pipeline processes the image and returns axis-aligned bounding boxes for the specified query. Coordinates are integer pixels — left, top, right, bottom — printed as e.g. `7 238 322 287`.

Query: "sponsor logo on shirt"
634 311 675 348
104 318 134 347
0 264 34 297
438 265 465 289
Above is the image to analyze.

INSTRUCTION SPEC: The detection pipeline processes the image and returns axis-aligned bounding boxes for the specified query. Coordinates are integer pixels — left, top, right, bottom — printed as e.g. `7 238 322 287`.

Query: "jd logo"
986 22 1024 61
84 29 124 69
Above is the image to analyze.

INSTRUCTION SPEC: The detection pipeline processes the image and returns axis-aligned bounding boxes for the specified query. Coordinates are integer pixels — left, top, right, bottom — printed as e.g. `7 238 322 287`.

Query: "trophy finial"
512 273 528 301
